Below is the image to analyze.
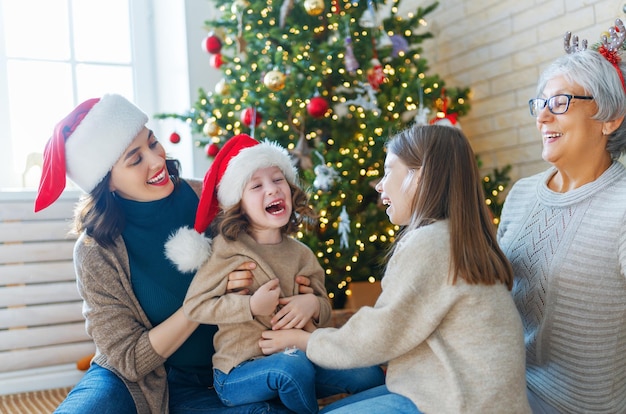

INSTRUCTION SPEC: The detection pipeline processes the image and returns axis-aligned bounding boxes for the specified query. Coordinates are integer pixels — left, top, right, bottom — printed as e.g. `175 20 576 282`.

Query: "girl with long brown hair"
259 124 530 414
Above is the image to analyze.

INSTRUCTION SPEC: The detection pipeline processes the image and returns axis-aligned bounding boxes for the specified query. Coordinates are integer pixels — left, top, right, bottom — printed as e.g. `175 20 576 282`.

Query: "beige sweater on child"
184 232 331 374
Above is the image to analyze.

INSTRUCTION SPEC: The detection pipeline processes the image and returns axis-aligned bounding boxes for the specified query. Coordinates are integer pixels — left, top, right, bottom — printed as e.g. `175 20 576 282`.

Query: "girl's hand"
226 262 257 294
271 294 319 330
259 329 311 355
250 279 280 316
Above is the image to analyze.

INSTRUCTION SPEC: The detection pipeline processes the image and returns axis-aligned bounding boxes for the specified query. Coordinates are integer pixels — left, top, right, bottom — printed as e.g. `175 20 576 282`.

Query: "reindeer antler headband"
564 18 626 93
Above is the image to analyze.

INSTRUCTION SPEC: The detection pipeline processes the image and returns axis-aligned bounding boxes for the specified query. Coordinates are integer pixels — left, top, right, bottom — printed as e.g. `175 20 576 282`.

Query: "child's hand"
259 329 311 355
271 294 319 330
250 279 280 316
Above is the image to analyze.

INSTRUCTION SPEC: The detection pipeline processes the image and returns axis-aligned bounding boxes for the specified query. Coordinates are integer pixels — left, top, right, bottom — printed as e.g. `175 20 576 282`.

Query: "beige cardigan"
75 179 203 414
307 220 531 414
184 232 331 373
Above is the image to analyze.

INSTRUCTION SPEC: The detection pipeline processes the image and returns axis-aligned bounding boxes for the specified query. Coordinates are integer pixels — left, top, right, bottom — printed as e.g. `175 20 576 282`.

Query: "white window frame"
0 0 156 189
0 0 219 191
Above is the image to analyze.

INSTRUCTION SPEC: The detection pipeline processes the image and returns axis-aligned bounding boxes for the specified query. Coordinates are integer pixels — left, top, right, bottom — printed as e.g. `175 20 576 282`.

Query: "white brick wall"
400 0 624 183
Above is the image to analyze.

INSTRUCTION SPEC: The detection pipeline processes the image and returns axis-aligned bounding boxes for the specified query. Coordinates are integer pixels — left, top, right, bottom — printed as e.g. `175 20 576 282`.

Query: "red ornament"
367 58 385 91
205 142 220 157
240 107 262 126
307 96 329 118
202 33 222 54
210 54 224 69
169 132 181 144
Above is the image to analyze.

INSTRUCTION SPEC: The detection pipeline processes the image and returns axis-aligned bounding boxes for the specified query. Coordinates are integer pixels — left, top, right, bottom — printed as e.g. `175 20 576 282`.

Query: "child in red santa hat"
165 134 385 413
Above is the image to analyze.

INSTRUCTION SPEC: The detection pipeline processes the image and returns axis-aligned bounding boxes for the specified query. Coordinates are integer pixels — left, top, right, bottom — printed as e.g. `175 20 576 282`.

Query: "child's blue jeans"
213 349 385 413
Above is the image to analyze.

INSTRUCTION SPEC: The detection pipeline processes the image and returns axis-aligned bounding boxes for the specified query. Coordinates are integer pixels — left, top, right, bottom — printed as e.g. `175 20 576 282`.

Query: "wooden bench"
0 190 93 395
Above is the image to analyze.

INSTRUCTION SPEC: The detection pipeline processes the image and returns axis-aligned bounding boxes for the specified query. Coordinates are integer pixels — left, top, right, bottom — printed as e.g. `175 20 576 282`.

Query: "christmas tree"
157 0 473 307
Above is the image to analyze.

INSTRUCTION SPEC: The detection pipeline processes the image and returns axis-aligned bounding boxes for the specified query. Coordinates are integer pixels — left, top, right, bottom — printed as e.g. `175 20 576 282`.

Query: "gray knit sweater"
307 220 531 414
498 161 626 413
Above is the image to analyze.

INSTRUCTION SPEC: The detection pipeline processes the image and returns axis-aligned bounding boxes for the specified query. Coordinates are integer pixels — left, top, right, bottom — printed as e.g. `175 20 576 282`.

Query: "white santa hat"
165 133 298 272
35 94 148 212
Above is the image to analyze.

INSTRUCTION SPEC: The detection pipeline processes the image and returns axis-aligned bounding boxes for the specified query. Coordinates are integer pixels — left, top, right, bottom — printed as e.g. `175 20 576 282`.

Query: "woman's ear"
603 116 625 135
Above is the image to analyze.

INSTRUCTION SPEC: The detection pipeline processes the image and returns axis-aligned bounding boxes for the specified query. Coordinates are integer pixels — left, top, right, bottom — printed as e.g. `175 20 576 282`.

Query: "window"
0 0 154 189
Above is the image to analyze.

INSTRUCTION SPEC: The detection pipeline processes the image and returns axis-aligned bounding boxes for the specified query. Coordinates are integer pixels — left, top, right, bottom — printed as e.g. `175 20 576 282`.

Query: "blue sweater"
119 181 217 374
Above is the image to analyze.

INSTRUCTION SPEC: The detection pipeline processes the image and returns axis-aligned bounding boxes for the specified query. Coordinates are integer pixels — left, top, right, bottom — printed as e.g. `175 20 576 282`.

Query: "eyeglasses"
528 94 594 117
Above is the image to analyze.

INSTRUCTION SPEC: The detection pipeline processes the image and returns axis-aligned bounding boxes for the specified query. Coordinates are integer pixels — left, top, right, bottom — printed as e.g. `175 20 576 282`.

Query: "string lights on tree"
155 0 512 307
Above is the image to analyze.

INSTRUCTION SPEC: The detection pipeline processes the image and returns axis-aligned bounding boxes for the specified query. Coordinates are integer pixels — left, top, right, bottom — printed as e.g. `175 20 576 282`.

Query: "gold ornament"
215 78 230 95
263 69 286 91
203 118 221 137
304 0 324 16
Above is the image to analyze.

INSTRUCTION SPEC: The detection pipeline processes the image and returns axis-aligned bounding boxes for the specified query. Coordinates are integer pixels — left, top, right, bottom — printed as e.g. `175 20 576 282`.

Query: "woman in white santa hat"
37 94 309 414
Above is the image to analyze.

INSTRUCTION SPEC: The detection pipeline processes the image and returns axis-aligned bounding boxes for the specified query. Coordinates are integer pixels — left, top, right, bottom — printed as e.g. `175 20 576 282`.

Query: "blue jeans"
214 349 385 413
54 363 292 413
527 387 561 414
320 385 421 414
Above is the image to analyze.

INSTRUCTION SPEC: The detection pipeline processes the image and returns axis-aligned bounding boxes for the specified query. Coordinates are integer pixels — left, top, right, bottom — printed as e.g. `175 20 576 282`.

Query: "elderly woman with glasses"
497 20 626 414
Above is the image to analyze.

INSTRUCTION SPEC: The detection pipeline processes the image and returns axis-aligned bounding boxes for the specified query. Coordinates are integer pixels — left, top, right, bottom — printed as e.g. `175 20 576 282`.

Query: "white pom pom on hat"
34 94 148 212
164 226 213 273
164 133 298 272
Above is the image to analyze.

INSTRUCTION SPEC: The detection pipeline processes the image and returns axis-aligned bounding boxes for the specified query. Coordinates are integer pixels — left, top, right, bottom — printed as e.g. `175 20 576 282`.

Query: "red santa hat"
164 133 298 272
34 94 148 212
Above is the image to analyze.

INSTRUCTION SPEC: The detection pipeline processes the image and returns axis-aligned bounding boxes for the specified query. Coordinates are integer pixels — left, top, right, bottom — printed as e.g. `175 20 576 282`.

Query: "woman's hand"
226 262 257 294
228 270 309 295
259 329 311 355
295 275 314 294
